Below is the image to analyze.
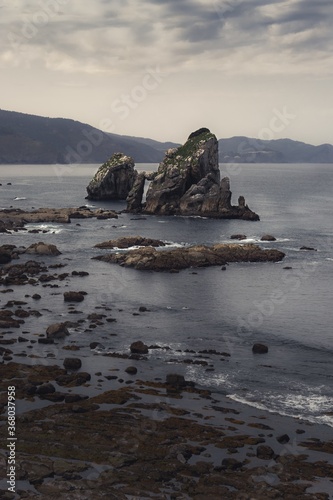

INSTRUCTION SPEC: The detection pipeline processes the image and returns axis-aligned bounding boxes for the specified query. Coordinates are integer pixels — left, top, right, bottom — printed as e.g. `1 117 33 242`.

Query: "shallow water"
0 162 332 426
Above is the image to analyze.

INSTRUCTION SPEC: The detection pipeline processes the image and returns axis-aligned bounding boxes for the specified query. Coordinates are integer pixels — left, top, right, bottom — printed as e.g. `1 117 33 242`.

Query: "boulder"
256 445 275 460
46 323 70 339
252 343 269 354
64 291 85 302
261 234 276 241
25 242 61 256
86 153 137 200
230 234 247 240
0 251 11 264
63 358 82 371
95 236 165 249
125 366 138 375
142 128 259 220
36 383 56 395
130 341 149 354
166 373 186 388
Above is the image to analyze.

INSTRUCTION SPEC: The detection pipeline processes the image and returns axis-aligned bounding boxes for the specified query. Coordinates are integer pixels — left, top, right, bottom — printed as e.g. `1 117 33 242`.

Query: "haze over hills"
0 109 333 164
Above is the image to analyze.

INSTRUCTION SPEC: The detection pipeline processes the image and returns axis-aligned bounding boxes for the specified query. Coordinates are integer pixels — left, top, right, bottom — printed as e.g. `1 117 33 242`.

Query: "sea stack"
143 128 259 220
86 153 137 200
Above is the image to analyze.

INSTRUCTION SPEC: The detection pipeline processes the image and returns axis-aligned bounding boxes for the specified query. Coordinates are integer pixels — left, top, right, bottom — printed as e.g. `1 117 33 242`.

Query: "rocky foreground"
0 361 333 499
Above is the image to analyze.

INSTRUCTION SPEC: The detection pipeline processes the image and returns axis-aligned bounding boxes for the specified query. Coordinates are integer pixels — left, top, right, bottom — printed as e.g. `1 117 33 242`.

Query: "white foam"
25 223 65 234
13 197 27 200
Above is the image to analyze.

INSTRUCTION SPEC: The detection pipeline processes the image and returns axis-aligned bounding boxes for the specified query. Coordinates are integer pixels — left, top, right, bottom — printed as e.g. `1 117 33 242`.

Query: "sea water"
0 163 332 426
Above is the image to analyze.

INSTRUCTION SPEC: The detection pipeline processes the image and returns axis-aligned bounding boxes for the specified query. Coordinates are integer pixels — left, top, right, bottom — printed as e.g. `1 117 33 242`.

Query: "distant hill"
218 136 333 163
0 109 332 164
0 109 178 164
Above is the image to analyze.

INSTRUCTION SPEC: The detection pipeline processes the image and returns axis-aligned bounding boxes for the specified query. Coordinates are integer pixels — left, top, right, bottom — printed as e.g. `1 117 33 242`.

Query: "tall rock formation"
143 128 259 220
86 153 137 200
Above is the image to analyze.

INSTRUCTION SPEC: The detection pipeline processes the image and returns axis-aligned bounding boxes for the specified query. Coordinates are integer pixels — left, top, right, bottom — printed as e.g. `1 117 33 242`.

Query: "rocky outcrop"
94 236 165 249
25 242 61 256
94 243 285 271
142 128 259 220
86 153 137 200
126 172 146 212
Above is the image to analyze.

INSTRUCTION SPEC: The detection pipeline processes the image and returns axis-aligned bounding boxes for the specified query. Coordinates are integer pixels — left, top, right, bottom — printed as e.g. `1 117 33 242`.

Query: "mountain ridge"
0 109 332 164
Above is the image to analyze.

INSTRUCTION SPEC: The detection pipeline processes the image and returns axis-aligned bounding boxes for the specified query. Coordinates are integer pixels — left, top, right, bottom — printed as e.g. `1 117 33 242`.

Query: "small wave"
25 223 64 234
13 197 27 201
84 204 95 208
326 258 333 262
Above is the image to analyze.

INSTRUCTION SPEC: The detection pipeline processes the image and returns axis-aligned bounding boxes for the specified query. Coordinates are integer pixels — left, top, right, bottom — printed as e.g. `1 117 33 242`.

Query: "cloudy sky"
1 0 333 144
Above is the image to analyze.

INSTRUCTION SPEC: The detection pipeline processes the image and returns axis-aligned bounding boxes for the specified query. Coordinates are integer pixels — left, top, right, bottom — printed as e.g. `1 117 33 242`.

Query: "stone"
86 153 137 200
125 366 138 375
25 242 61 256
277 433 290 444
252 343 269 354
130 341 149 354
63 358 82 370
64 291 85 302
300 246 317 251
261 234 277 241
166 373 186 388
256 445 275 460
32 293 42 300
221 458 243 470
95 236 165 249
36 383 56 395
0 251 11 264
141 128 259 220
230 234 247 240
46 323 70 339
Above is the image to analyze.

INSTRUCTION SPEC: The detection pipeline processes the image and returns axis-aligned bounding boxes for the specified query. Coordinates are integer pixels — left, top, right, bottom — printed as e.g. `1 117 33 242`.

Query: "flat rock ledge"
95 236 166 249
93 243 285 271
0 207 118 231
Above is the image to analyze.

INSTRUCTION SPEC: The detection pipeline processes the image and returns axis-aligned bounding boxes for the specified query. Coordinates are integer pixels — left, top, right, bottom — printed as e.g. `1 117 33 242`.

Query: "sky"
1 0 333 145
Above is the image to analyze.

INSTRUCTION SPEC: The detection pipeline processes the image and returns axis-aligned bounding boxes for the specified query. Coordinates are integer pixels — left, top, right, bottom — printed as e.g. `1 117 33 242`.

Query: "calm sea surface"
1 163 333 426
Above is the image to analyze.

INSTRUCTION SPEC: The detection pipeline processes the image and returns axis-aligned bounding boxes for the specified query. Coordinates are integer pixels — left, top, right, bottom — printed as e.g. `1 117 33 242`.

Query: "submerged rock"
86 153 137 200
141 128 259 220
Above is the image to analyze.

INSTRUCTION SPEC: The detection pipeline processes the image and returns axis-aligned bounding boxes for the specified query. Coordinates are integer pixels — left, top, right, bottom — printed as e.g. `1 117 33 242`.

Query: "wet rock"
64 394 88 404
221 458 244 470
300 246 317 251
25 242 61 256
256 444 275 460
261 234 277 241
252 343 269 354
86 153 137 200
71 270 89 277
63 358 82 370
36 383 56 395
130 341 149 354
0 250 12 264
126 171 146 212
95 236 165 249
64 291 85 302
46 323 70 339
32 293 42 300
56 372 91 387
166 373 186 389
277 433 290 444
125 366 138 375
230 234 247 240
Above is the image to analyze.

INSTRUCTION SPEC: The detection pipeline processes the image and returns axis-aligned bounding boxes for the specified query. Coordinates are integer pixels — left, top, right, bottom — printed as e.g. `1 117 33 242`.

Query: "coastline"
0 358 333 498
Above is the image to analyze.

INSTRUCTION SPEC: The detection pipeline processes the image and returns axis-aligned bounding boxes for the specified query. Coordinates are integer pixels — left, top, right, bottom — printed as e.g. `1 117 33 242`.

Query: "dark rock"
90 342 105 350
125 366 138 375
277 434 290 444
36 383 56 395
25 242 61 256
221 458 243 470
32 294 42 300
300 246 317 251
230 234 247 240
256 445 275 460
95 236 165 249
261 234 277 241
126 172 146 212
46 323 70 339
71 271 89 277
139 306 149 312
130 341 149 354
64 291 85 302
38 337 55 344
56 372 91 387
252 343 269 354
86 153 137 200
64 394 88 404
63 358 82 371
142 128 259 220
166 373 186 388
0 251 12 264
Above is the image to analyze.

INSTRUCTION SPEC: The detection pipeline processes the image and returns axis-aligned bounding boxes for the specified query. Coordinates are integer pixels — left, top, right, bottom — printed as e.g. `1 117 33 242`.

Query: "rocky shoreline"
0 359 333 499
0 206 332 498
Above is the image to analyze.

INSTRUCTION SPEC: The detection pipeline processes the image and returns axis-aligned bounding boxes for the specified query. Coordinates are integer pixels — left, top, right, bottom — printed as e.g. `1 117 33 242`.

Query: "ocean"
1 162 333 427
